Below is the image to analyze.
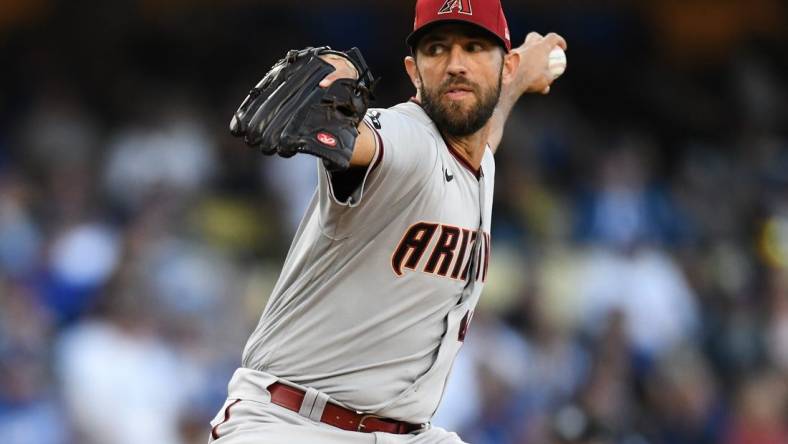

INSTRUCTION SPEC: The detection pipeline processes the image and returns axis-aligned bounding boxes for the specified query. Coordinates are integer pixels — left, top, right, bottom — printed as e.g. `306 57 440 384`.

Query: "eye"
466 41 485 52
426 43 447 56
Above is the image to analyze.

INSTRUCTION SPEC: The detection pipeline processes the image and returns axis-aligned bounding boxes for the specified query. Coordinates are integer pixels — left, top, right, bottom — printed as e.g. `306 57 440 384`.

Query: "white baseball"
548 47 567 79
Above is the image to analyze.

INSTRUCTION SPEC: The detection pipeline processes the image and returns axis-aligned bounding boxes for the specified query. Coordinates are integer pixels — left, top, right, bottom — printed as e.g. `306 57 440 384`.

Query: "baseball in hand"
548 47 567 79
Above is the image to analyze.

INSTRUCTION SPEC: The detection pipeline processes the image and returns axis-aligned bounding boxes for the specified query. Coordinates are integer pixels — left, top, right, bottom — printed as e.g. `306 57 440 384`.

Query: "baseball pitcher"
211 0 567 442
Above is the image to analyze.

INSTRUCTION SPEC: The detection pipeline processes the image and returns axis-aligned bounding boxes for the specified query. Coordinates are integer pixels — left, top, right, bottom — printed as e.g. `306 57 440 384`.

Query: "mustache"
439 78 479 94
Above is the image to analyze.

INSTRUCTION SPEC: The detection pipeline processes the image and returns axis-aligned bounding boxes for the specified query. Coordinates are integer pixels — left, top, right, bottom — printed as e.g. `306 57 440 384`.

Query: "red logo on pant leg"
317 132 337 147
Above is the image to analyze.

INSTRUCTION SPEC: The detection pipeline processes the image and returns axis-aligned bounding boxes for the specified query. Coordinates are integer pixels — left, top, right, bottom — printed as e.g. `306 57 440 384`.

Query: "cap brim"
406 19 509 52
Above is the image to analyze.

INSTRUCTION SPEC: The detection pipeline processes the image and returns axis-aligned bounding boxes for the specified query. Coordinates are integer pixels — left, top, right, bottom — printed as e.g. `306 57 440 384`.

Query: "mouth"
443 86 475 101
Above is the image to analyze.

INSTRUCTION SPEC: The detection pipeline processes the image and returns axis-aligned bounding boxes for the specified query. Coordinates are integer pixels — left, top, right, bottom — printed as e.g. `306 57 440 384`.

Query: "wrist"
323 53 359 79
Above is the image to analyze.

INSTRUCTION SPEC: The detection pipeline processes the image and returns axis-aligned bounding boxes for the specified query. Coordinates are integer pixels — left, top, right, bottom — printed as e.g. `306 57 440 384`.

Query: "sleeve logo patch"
368 111 382 129
317 132 337 147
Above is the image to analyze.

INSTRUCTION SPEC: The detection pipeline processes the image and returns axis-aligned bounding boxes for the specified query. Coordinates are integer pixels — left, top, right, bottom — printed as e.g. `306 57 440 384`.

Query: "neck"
442 129 488 170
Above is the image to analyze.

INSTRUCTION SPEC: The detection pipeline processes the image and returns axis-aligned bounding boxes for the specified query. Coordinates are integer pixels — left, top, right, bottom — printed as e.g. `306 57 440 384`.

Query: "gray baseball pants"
208 368 467 444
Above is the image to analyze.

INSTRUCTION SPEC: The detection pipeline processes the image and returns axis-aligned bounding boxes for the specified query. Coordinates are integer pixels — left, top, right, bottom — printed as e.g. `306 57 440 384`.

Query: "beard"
420 69 502 137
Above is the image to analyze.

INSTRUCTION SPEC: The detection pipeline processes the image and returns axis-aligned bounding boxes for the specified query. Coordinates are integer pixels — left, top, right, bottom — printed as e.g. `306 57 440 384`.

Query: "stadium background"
1 0 787 443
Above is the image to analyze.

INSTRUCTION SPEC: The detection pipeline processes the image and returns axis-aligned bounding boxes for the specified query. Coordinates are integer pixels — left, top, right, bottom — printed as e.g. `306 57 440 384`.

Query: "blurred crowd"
1 1 787 443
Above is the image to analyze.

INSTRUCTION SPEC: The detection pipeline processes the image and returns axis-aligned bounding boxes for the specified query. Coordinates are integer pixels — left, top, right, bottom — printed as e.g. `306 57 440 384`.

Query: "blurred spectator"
55 288 189 444
723 370 788 444
576 245 699 360
573 144 699 359
38 222 121 324
766 271 788 369
644 347 727 444
0 172 41 278
0 280 67 444
575 138 686 248
19 89 100 173
102 98 216 213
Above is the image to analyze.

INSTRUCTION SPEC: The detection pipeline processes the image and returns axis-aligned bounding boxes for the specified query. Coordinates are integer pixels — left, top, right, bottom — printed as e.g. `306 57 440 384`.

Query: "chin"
444 94 477 107
443 99 476 116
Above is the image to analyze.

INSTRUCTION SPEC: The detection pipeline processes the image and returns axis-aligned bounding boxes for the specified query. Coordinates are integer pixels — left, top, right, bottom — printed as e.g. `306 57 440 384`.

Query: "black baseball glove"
230 47 375 171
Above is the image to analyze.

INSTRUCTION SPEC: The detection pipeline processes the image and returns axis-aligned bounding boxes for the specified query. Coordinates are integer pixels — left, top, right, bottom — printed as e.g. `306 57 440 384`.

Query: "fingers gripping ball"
548 47 567 79
229 47 375 171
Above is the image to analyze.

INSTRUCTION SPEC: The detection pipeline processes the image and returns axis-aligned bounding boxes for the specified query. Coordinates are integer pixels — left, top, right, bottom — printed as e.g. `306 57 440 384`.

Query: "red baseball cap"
407 0 512 51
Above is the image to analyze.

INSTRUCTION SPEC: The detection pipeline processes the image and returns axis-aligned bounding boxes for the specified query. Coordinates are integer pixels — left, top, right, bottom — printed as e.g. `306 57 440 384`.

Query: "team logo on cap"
438 0 473 16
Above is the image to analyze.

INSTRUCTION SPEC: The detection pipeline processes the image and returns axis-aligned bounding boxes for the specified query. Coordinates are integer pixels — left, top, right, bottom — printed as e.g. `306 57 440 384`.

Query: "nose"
445 44 468 77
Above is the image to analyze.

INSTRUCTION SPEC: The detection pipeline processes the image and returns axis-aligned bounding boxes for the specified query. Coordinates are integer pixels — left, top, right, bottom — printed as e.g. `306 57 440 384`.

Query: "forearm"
349 121 377 167
487 88 519 154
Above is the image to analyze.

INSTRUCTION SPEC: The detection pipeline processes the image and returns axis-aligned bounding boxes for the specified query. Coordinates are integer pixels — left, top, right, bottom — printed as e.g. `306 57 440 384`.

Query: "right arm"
488 32 567 154
349 122 377 168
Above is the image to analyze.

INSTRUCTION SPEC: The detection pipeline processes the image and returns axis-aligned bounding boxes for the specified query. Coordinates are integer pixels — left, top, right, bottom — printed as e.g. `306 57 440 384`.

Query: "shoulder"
365 101 437 139
362 102 440 176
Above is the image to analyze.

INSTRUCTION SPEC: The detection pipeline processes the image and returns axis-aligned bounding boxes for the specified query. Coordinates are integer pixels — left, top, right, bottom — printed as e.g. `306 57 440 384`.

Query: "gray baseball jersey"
241 100 494 424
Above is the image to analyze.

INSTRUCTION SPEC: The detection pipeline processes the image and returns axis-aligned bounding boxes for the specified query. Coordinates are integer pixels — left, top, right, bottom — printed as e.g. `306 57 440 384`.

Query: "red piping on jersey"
370 123 384 172
211 399 241 439
408 98 482 179
444 140 481 179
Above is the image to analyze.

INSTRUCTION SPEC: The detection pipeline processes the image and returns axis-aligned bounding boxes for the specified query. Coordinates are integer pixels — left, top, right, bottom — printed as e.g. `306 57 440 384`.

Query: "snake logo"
438 0 473 16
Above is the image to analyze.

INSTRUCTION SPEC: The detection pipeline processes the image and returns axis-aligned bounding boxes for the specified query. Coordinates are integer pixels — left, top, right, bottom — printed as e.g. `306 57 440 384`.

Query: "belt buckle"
356 413 381 432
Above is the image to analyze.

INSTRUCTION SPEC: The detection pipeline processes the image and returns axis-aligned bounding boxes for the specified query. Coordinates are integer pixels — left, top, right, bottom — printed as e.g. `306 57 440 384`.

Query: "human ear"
501 50 520 86
404 56 421 90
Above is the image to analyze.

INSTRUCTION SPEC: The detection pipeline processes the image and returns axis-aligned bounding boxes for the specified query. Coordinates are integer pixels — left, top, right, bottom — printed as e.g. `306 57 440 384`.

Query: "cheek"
418 71 442 93
417 59 448 85
481 57 504 79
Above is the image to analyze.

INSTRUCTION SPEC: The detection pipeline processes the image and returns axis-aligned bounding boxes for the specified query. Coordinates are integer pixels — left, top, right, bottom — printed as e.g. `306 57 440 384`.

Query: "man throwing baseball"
213 0 566 442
